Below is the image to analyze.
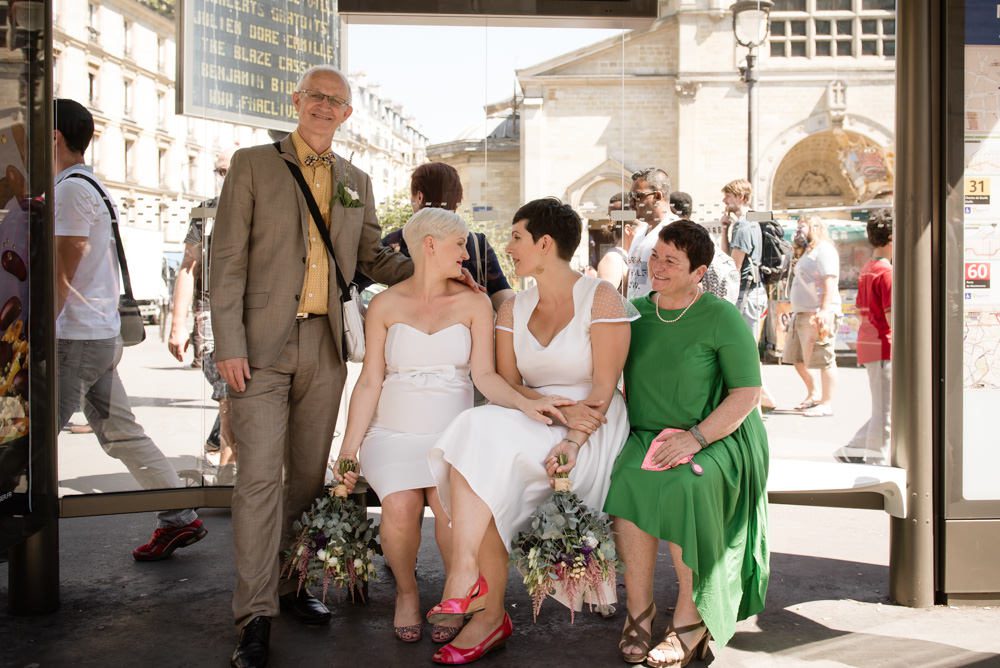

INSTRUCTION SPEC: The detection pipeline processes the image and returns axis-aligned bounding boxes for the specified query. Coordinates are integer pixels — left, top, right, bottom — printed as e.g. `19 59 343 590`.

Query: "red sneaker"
132 519 207 561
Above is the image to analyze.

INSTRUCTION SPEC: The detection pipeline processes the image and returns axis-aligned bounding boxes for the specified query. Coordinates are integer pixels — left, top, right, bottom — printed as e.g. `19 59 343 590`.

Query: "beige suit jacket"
209 135 413 368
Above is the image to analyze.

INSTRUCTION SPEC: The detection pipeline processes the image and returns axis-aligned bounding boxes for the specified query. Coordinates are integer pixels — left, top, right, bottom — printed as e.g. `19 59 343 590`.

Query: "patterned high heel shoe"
394 623 423 643
645 621 711 668
431 613 513 665
426 574 489 624
619 602 656 664
431 623 462 644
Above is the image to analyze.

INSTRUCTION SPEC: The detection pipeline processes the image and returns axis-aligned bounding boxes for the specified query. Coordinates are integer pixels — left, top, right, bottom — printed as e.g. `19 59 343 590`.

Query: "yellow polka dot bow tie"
303 152 334 167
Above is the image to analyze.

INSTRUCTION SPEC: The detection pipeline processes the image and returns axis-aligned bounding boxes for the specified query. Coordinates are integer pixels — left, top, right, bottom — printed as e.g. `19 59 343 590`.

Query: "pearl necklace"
654 290 700 324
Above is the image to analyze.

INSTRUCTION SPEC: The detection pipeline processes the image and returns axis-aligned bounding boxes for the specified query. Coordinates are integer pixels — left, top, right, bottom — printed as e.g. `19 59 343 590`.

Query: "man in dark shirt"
359 162 514 311
379 226 512 310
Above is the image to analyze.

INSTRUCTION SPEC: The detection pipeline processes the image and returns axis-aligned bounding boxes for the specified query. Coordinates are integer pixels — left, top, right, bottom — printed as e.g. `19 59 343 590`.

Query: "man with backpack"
720 178 777 409
720 179 768 334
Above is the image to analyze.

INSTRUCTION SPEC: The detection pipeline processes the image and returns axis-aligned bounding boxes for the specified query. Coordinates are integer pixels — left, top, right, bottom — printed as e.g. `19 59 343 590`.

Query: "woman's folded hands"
516 394 576 425
557 400 607 434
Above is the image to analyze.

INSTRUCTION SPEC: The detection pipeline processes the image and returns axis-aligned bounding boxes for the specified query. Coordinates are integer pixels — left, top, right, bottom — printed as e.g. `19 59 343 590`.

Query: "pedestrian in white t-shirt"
782 215 842 417
54 98 207 561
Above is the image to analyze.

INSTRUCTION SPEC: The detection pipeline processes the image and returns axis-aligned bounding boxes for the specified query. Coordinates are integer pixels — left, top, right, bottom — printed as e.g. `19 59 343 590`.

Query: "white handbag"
341 283 366 363
280 145 366 363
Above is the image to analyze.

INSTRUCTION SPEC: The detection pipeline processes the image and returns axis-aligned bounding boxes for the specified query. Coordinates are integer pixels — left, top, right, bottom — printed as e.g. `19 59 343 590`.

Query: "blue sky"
346 24 623 144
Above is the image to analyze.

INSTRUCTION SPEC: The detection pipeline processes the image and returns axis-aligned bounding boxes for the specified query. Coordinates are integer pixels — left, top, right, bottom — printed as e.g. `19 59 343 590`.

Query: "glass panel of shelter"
54 1 290 497
50 2 901 502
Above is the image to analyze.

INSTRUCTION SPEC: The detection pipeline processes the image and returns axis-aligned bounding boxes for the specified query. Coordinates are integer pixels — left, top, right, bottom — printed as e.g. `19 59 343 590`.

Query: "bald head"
296 66 352 104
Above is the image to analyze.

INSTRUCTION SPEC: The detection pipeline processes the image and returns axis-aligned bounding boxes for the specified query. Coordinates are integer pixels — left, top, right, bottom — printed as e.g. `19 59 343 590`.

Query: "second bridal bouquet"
282 459 380 603
510 454 622 622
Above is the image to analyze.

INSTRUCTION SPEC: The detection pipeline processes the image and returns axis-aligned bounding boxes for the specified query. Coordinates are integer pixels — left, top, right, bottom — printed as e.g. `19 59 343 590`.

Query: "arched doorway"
772 129 894 210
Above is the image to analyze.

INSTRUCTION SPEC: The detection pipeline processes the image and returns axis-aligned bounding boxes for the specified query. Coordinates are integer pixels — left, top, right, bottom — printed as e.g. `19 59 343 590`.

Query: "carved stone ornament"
826 79 847 127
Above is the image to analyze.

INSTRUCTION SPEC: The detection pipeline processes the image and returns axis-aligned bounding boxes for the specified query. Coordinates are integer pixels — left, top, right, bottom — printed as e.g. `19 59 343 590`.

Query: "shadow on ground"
2 513 998 668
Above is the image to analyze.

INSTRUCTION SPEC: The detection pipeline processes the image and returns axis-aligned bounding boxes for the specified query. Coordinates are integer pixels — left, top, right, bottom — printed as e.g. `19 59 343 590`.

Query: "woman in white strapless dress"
333 208 568 645
426 198 637 665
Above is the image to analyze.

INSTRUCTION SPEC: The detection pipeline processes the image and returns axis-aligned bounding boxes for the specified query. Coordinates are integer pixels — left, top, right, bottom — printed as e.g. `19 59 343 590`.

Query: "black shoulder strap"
65 172 135 300
275 143 352 359
273 142 352 303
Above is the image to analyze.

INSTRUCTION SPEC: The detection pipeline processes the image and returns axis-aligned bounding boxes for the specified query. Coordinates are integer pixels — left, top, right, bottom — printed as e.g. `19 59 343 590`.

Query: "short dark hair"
867 208 893 248
513 197 582 262
54 99 94 155
658 219 714 271
669 191 692 217
411 162 463 211
631 167 671 195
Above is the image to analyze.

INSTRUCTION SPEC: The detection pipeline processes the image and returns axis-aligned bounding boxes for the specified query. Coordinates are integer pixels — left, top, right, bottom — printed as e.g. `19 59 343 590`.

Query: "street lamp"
731 0 773 192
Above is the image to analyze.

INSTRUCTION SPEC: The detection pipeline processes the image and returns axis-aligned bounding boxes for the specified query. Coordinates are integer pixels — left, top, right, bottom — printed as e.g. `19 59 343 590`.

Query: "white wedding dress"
359 323 474 500
428 276 637 549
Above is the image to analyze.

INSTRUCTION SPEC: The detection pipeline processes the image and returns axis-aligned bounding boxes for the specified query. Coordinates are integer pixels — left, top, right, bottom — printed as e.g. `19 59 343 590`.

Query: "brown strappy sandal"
645 621 711 668
618 602 656 664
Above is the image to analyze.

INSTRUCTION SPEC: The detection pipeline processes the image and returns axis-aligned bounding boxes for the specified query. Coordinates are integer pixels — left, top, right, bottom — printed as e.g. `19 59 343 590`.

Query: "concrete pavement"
3 328 1000 667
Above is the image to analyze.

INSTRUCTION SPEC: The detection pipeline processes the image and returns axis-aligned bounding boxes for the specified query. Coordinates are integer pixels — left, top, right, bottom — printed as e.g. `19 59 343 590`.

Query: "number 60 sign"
966 262 991 289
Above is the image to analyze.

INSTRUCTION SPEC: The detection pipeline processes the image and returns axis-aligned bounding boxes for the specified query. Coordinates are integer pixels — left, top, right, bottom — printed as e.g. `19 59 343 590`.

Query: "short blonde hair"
401 208 468 261
722 178 752 202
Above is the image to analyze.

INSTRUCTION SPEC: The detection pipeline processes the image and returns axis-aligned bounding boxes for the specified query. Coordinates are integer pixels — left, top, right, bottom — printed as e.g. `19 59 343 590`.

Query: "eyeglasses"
629 190 657 203
214 167 228 177
296 89 351 108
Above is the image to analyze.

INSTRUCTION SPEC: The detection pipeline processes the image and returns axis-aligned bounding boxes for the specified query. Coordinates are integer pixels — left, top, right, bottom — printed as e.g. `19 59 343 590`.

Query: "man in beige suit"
211 66 414 668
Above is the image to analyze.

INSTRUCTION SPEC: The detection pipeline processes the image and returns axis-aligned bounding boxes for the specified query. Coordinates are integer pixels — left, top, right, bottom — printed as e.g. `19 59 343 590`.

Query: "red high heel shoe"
426 574 489 624
431 613 513 665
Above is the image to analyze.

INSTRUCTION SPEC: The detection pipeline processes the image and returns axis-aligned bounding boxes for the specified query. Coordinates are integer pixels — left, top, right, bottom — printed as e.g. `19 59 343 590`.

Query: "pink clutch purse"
641 428 703 475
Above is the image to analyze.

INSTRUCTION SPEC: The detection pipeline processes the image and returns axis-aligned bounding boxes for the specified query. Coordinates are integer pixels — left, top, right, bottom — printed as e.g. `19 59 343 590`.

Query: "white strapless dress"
428 276 631 549
358 323 473 500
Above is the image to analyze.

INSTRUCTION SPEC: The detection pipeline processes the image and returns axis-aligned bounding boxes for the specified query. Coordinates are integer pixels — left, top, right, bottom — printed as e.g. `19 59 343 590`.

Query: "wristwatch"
689 425 709 449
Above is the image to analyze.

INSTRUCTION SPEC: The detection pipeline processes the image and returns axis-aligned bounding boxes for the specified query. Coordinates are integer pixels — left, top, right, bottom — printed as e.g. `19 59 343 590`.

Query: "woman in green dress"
604 220 769 667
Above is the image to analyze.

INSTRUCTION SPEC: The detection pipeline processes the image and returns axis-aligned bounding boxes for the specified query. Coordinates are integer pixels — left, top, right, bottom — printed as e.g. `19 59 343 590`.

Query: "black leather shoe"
231 616 270 668
280 590 331 625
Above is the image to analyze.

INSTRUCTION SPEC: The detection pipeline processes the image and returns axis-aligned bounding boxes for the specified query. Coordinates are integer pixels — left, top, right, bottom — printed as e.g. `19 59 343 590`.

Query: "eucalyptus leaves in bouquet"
510 454 622 622
283 459 380 602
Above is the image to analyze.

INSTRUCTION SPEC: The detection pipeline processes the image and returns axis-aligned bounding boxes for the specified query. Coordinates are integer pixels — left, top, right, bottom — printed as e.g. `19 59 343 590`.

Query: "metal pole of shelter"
8 0 60 616
746 49 758 189
889 0 937 608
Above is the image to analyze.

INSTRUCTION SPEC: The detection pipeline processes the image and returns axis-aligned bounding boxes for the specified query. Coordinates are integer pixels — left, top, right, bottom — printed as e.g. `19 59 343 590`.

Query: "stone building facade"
52 0 427 248
428 0 896 269
519 0 896 220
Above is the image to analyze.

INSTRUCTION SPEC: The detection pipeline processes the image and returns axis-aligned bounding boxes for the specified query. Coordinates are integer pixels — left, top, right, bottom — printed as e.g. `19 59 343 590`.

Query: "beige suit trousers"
230 317 347 628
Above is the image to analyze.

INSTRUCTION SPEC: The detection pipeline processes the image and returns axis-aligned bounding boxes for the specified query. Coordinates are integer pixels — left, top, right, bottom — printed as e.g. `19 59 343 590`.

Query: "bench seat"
766 458 907 518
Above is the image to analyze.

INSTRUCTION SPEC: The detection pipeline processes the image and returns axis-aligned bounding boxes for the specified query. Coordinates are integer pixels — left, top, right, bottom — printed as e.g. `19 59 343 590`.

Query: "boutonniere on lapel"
336 181 364 208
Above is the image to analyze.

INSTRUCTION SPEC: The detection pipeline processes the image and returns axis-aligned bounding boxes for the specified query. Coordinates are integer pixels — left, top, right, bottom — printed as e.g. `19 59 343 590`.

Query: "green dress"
603 292 769 647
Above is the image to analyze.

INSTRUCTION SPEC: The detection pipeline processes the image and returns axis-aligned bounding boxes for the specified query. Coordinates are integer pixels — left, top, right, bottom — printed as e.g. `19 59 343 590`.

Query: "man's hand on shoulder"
217 357 251 393
453 267 485 294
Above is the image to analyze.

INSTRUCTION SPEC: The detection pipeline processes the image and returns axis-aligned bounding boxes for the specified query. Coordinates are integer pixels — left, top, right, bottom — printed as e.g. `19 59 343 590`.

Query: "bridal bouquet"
510 454 622 623
283 459 380 603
